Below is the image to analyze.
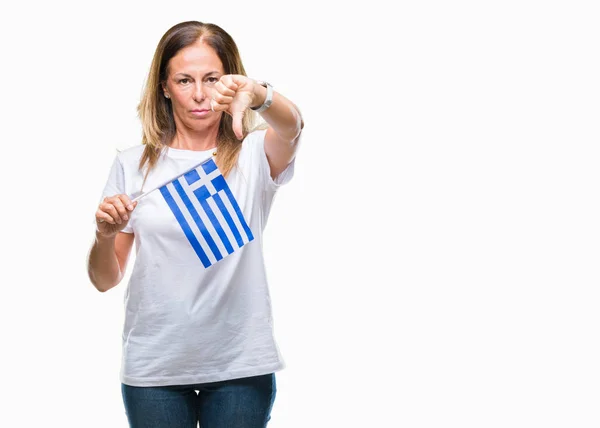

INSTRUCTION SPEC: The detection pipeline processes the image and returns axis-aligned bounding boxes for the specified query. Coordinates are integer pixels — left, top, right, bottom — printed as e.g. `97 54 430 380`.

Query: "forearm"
252 86 303 141
87 232 123 292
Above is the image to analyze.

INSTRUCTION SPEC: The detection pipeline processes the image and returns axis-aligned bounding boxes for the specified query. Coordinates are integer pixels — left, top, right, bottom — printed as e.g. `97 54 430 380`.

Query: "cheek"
170 86 190 101
171 94 190 110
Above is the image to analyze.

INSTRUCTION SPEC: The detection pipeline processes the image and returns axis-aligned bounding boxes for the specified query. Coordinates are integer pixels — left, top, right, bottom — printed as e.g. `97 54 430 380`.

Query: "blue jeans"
121 373 276 428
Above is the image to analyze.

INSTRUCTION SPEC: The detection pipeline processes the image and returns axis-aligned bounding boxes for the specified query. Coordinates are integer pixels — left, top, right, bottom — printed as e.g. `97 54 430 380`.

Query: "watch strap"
251 80 273 113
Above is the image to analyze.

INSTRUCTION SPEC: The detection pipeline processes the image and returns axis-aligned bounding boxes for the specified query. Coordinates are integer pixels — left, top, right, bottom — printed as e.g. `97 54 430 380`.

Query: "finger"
100 201 124 224
232 109 244 140
220 75 239 92
210 88 228 108
96 210 116 225
213 91 234 105
209 92 218 112
111 197 130 222
117 194 136 211
210 98 229 113
215 80 236 97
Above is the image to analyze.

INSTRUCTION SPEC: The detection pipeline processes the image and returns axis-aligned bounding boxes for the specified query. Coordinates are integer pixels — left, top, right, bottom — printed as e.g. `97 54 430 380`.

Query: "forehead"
168 39 223 74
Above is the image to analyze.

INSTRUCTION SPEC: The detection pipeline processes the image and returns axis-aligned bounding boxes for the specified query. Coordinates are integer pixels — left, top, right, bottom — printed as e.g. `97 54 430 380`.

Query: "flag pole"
97 152 215 223
131 153 216 203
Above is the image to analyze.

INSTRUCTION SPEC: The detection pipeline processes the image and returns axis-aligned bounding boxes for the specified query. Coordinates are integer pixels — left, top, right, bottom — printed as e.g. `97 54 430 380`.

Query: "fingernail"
123 215 128 221
127 205 133 210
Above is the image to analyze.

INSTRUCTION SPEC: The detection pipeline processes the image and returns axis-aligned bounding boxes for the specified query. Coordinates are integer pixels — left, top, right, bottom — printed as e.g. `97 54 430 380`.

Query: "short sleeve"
96 155 133 233
253 129 296 192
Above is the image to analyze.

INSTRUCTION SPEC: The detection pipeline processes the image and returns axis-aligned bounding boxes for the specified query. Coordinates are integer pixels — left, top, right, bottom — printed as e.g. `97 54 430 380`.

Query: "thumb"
232 108 244 140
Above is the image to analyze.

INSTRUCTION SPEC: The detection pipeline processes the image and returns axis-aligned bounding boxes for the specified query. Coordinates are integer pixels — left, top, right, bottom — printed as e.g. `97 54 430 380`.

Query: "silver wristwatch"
251 80 273 113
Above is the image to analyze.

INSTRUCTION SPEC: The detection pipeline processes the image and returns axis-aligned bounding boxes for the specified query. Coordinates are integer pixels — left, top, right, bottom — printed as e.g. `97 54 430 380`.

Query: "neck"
169 121 219 151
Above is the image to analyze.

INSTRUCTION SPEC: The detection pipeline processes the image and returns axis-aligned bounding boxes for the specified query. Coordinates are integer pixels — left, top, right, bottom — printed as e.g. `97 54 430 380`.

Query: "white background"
0 0 598 427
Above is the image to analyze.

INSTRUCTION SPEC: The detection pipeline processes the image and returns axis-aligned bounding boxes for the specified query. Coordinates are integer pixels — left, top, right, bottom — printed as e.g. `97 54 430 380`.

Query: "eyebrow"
174 71 221 78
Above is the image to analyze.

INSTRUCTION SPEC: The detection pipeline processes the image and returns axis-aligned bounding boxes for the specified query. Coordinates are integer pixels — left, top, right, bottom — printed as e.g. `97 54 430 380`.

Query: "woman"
87 20 303 428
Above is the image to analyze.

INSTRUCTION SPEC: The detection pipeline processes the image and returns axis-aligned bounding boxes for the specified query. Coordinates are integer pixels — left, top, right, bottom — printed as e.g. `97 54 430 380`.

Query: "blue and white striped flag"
159 157 254 268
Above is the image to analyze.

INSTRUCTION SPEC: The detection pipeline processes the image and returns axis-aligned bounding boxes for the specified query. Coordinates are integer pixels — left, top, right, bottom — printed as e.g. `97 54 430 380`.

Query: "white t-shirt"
99 129 294 387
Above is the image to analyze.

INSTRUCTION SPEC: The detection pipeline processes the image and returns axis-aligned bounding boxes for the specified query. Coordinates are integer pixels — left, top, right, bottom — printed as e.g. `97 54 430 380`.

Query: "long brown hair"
137 21 261 187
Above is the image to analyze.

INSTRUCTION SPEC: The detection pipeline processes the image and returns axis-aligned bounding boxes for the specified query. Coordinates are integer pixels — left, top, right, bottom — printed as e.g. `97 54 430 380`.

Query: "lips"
190 109 210 117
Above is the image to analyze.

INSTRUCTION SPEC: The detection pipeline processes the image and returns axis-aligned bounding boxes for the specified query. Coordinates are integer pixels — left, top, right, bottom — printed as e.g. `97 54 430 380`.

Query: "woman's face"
163 40 225 132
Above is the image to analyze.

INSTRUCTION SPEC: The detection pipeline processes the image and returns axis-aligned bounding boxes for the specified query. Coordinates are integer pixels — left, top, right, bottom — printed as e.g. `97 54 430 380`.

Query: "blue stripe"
172 179 223 262
211 175 254 243
202 159 218 174
213 193 244 248
193 186 234 254
159 186 211 268
184 168 201 185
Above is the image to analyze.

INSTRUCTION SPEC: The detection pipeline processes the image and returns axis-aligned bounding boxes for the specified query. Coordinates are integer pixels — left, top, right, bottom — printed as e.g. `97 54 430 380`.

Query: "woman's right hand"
95 194 138 238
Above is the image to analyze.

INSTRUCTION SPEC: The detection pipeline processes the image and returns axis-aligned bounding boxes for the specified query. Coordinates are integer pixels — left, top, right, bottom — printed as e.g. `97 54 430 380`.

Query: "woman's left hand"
210 75 262 140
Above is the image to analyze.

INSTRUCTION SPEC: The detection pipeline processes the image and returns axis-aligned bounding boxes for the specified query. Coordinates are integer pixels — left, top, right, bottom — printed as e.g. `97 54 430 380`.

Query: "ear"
161 82 170 98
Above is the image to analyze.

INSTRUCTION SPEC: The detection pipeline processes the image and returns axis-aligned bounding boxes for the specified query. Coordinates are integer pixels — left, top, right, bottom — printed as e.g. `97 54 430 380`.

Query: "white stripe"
188 165 221 194
219 189 250 244
179 177 229 258
207 196 238 251
196 166 248 242
167 182 218 265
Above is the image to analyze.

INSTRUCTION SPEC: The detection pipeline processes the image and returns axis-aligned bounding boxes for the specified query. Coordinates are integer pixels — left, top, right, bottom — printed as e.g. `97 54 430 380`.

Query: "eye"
178 78 190 84
206 77 219 84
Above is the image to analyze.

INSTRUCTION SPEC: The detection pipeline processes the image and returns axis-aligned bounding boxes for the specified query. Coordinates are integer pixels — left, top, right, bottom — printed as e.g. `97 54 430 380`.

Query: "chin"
187 118 217 130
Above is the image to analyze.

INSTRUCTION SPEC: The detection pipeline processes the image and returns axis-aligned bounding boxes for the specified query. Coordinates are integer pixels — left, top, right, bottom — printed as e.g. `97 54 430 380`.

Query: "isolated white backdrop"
0 0 599 427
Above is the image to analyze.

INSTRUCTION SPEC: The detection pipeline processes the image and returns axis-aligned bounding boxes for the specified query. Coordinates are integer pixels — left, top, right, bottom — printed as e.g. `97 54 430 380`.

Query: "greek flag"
159 157 254 268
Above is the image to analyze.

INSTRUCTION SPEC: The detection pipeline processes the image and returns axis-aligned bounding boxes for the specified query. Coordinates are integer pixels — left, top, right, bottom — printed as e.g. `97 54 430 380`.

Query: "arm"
251 85 304 179
88 194 137 292
212 75 304 179
87 232 134 293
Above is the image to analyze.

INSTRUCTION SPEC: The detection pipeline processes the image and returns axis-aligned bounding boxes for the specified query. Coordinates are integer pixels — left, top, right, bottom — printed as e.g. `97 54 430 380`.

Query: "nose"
192 82 208 103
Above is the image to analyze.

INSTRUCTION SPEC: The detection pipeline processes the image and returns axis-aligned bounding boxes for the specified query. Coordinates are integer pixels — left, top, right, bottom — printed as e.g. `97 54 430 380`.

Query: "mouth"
190 109 210 117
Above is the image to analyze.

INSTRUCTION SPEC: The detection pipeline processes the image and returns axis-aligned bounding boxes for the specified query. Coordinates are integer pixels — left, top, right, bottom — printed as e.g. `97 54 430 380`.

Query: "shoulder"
115 144 146 164
240 127 295 189
239 128 267 159
111 145 148 175
243 128 267 147
237 129 268 166
237 127 295 189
